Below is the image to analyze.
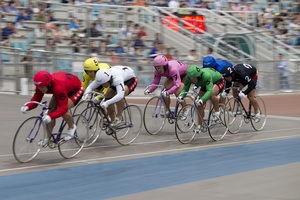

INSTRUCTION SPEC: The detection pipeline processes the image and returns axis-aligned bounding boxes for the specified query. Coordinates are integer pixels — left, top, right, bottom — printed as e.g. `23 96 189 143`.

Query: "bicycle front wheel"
80 106 103 147
143 96 166 135
58 114 88 159
114 105 142 145
226 97 243 134
13 116 46 163
251 97 267 131
175 104 199 144
207 104 229 141
73 100 93 115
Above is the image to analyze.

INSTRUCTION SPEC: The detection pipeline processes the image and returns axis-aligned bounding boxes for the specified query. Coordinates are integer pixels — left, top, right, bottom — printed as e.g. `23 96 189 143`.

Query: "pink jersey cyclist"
147 55 188 96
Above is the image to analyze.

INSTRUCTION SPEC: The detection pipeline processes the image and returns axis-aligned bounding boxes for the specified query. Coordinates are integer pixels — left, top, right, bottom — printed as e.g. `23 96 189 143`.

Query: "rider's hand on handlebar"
100 101 108 109
162 91 169 97
20 106 29 114
144 89 150 95
221 91 228 98
177 96 184 102
42 115 51 123
195 99 203 106
92 97 100 104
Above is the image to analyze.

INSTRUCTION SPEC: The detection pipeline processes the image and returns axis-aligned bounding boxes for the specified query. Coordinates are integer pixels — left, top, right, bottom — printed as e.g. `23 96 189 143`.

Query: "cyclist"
178 65 225 133
144 55 189 114
203 55 233 102
83 65 137 127
221 63 260 119
20 70 84 146
82 57 111 102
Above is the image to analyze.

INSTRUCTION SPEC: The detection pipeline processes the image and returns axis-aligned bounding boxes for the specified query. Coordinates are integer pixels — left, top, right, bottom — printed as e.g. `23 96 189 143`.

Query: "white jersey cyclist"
84 65 137 107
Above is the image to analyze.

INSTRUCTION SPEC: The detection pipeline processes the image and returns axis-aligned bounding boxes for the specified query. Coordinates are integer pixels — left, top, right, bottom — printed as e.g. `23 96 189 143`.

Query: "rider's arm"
84 79 101 95
105 83 125 106
224 80 232 94
27 88 44 110
201 77 214 102
148 71 161 93
179 78 191 98
48 90 69 119
82 72 91 90
243 78 256 95
166 70 181 95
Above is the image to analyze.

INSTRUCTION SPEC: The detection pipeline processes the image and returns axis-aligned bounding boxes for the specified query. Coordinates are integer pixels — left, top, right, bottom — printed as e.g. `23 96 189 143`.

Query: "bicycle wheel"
58 114 88 159
114 105 142 145
225 97 243 134
207 104 229 141
175 104 199 144
13 116 46 163
80 106 103 147
143 96 167 135
73 100 92 115
251 97 267 131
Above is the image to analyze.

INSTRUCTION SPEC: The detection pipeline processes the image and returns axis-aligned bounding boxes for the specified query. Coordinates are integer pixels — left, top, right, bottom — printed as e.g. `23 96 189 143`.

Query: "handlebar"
83 91 106 104
24 101 48 108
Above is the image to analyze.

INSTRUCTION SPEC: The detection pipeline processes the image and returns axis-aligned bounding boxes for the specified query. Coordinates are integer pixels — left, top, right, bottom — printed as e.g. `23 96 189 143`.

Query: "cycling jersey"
203 59 233 73
28 72 83 119
148 60 188 95
181 68 223 102
86 65 137 106
226 63 258 95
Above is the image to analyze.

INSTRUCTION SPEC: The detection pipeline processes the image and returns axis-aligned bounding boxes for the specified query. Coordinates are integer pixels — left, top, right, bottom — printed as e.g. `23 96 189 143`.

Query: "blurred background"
0 0 299 95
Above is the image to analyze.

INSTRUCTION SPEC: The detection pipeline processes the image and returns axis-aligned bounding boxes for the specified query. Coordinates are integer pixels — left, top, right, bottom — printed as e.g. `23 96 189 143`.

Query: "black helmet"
221 67 233 77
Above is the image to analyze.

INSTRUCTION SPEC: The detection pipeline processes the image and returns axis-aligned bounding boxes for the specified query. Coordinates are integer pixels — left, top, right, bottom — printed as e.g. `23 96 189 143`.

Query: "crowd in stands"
0 0 299 64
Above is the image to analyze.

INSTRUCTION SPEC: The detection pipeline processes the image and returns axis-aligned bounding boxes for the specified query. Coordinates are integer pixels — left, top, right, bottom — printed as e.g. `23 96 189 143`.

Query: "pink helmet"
33 70 53 86
153 55 168 67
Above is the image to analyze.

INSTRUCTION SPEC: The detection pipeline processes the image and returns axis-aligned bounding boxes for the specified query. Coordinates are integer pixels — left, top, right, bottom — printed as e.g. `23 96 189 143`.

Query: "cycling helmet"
98 63 111 69
95 69 111 85
187 65 202 78
83 58 99 71
153 55 168 67
221 67 233 77
33 70 52 86
203 56 216 68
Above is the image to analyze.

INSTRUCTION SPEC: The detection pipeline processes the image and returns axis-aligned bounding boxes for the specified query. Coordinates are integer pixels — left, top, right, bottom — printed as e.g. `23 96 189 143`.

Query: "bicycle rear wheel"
143 96 166 135
80 106 103 147
13 116 46 163
207 104 229 141
251 97 267 131
114 105 142 145
225 97 243 134
58 114 88 159
175 104 199 144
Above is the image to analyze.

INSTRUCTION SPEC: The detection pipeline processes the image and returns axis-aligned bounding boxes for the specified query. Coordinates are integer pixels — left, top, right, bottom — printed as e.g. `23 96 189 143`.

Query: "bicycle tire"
225 97 243 134
80 106 103 147
58 114 88 159
74 100 96 115
13 116 46 163
175 104 199 144
114 105 142 145
207 103 229 141
143 96 167 135
250 97 267 131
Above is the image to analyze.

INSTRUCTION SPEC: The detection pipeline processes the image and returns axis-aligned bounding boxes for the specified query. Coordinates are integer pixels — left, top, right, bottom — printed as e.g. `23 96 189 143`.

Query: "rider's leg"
210 84 220 113
247 89 259 114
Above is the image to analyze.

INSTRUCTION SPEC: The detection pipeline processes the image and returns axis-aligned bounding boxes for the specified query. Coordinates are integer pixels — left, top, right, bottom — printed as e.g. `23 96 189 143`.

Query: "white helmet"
95 69 111 85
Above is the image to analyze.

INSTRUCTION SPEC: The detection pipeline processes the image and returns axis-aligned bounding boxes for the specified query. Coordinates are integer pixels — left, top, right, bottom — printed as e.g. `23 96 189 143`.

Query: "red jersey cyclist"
20 70 84 146
144 55 189 112
221 63 260 119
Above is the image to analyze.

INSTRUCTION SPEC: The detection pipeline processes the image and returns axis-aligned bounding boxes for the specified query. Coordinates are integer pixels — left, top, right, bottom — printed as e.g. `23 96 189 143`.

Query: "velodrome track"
0 92 299 200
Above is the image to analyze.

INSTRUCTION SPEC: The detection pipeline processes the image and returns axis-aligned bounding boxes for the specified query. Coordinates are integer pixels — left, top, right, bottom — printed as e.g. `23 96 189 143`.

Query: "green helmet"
187 65 202 78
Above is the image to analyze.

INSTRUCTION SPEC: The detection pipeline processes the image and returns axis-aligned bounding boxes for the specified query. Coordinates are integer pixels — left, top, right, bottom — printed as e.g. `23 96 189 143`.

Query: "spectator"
276 53 291 91
99 40 108 55
1 22 16 43
119 20 133 40
16 8 31 22
206 47 214 56
69 18 80 30
7 1 18 14
132 23 140 39
70 33 84 53
83 22 102 37
109 49 120 63
165 48 173 60
149 41 164 58
168 0 180 14
0 2 8 17
16 18 27 28
87 41 100 56
133 34 145 49
34 23 46 38
62 24 73 39
124 41 135 55
21 50 34 79
153 32 163 44
185 49 199 61
137 26 148 40
25 3 34 17
46 38 56 51
104 34 113 45
114 40 126 55
95 17 106 32
172 49 181 60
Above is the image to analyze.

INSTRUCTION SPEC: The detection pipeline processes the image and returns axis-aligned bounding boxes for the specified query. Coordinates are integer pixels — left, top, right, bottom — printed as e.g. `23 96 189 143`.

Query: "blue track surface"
1 138 300 200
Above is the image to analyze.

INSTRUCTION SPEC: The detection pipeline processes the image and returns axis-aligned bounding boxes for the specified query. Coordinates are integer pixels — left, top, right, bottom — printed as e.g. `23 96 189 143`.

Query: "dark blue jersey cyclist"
202 56 233 73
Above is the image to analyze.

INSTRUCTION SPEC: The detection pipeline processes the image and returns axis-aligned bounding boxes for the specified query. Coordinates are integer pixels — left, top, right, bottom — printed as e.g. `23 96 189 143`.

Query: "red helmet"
33 70 53 86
